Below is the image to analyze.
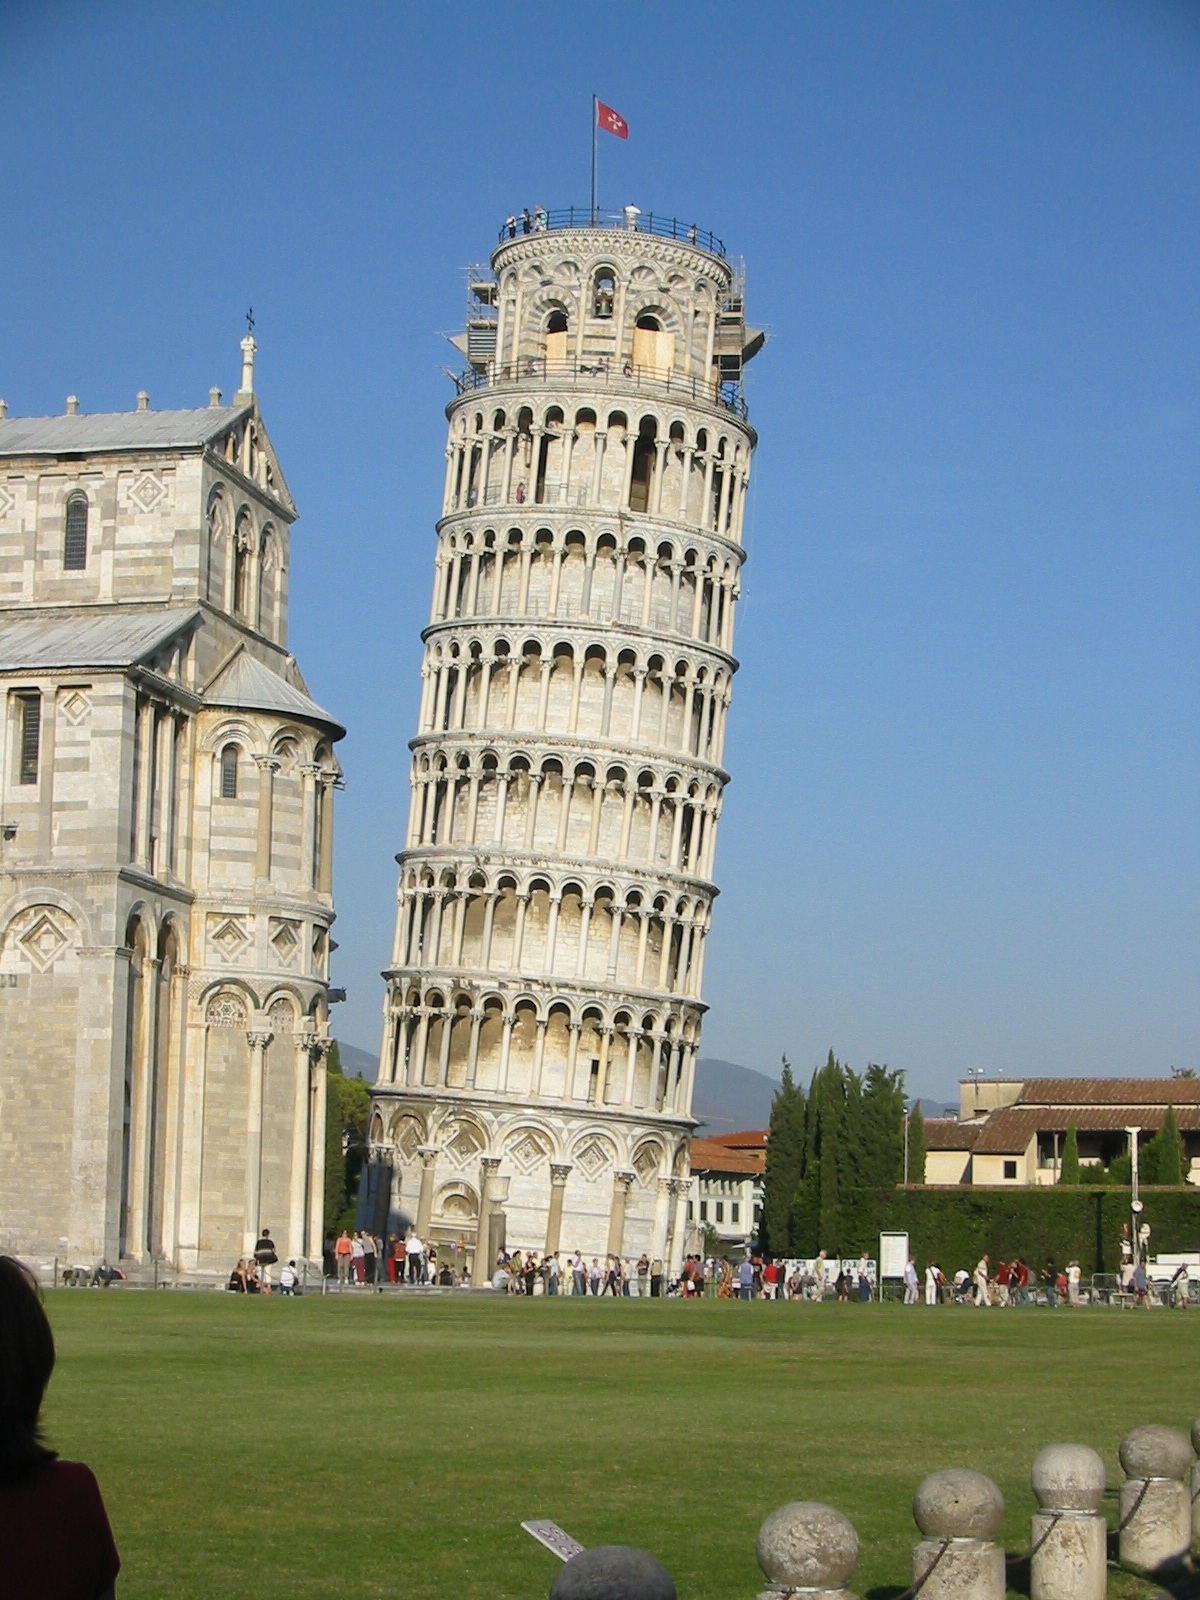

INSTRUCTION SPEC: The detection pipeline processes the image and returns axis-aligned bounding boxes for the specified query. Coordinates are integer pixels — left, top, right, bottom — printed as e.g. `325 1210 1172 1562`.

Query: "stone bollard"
912 1469 1006 1600
755 1501 859 1600
549 1545 676 1600
1118 1425 1192 1576
1030 1444 1107 1600
1191 1419 1200 1545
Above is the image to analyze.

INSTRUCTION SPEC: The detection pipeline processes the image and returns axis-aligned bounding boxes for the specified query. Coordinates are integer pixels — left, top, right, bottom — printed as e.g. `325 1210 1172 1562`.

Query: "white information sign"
879 1231 909 1281
521 1521 586 1563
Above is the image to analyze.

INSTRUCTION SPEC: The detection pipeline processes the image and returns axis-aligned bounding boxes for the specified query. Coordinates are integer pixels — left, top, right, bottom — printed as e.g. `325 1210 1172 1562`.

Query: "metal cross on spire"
246 306 255 335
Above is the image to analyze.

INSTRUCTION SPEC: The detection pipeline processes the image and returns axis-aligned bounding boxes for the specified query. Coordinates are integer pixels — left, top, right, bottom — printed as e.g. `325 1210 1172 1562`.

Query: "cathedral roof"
203 645 344 738
0 405 250 456
0 606 201 672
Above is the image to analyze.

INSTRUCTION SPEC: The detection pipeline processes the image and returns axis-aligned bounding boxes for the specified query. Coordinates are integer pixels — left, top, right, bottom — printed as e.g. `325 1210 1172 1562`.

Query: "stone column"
1030 1444 1107 1600
473 1155 501 1284
1118 1426 1191 1576
415 1145 440 1236
651 1178 672 1265
465 1009 484 1087
606 1170 634 1258
755 1501 860 1600
306 1041 330 1261
317 774 337 895
243 1028 273 1256
299 763 318 885
666 1177 689 1278
530 1018 548 1096
912 1470 1006 1600
288 1031 318 1263
544 1163 573 1257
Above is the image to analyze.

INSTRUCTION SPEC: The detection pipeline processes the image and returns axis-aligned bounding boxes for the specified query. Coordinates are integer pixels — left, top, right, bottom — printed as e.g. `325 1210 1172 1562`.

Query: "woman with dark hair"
0 1256 120 1598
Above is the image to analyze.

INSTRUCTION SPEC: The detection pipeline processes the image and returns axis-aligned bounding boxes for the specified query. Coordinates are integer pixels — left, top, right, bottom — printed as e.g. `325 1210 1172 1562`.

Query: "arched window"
546 310 568 335
64 493 88 571
593 272 615 319
220 744 239 799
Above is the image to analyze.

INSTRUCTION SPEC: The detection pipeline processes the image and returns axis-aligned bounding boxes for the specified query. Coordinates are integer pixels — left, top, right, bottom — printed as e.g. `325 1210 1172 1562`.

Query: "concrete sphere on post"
912 1471 1006 1600
1118 1426 1191 1576
549 1545 676 1600
756 1502 859 1596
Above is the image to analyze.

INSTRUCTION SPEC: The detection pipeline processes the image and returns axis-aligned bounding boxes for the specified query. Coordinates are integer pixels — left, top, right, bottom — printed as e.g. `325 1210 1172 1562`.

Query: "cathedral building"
0 338 343 1276
367 209 761 1275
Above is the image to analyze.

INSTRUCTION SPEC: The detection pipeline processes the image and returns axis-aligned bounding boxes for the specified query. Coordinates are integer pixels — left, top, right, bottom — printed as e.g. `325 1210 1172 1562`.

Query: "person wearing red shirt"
0 1256 120 1599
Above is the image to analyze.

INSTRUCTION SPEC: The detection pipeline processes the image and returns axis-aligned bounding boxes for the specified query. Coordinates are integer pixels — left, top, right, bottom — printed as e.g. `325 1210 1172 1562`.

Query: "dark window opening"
220 744 238 799
1003 1160 1018 1180
18 694 40 785
593 273 615 318
64 494 88 571
635 314 661 331
629 423 656 514
731 1202 740 1224
546 310 568 335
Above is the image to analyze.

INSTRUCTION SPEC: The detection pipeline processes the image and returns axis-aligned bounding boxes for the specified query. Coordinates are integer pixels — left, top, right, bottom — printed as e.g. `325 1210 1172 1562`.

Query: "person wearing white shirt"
973 1255 990 1307
925 1264 940 1306
405 1232 424 1285
903 1259 919 1305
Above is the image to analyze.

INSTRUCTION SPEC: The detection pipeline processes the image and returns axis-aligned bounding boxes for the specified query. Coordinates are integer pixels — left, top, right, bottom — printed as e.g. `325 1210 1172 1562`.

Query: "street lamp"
1126 1126 1142 1267
904 1101 911 1186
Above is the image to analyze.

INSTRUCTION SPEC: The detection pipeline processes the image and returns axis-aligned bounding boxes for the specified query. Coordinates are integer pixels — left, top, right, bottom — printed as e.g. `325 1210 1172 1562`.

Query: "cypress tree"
818 1053 847 1253
859 1064 906 1189
907 1103 926 1184
762 1056 806 1255
1059 1121 1081 1185
791 1067 824 1255
1154 1106 1185 1186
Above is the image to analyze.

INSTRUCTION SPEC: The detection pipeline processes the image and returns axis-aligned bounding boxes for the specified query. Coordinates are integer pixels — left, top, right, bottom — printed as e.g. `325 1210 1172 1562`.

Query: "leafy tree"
1142 1106 1185 1186
323 1044 372 1235
1171 1066 1196 1080
1059 1121 1080 1185
859 1064 906 1190
762 1056 806 1256
907 1103 926 1185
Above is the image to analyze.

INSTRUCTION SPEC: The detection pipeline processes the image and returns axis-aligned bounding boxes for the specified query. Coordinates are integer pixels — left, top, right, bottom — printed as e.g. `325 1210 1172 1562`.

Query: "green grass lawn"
40 1290 1200 1599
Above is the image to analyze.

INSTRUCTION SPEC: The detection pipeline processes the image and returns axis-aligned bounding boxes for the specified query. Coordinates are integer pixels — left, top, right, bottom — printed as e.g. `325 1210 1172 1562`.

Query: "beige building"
0 340 343 1275
366 209 762 1274
687 1130 765 1255
923 1077 1200 1187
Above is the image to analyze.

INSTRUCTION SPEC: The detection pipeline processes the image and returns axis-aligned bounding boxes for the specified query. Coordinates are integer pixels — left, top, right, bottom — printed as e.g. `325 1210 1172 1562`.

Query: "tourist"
973 1255 989 1307
521 208 532 235
694 1256 707 1297
253 1227 277 1290
546 1252 560 1295
534 205 548 231
523 1254 538 1297
572 1251 586 1296
506 213 517 239
1016 1259 1031 1305
228 1259 250 1293
362 1233 376 1285
1067 1260 1082 1307
688 222 698 244
426 1243 438 1285
924 1263 938 1306
245 1261 263 1293
385 1233 399 1284
279 1260 300 1295
0 1257 122 1600
335 1230 351 1283
1133 1262 1150 1308
763 1259 779 1301
350 1232 365 1283
903 1259 919 1306
589 1258 602 1296
995 1260 1011 1306
1043 1258 1057 1307
636 1254 649 1296
737 1257 754 1301
405 1232 424 1284
952 1268 971 1303
603 1256 619 1296
1170 1261 1189 1308
835 1266 848 1302
650 1256 663 1298
623 202 641 232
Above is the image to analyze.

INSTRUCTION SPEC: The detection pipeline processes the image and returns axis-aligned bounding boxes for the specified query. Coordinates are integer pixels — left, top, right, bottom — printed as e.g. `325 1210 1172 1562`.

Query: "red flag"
596 100 629 139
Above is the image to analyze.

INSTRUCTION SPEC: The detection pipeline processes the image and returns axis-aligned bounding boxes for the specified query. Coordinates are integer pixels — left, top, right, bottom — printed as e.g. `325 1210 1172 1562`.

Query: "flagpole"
591 94 597 222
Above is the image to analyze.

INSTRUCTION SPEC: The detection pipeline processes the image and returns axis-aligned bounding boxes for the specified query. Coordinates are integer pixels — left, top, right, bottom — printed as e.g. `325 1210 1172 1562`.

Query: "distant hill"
692 1058 781 1133
337 1041 378 1081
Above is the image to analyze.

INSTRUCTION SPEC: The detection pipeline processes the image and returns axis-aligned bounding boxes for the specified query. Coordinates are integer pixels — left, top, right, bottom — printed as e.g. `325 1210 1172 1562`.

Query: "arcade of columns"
368 216 758 1272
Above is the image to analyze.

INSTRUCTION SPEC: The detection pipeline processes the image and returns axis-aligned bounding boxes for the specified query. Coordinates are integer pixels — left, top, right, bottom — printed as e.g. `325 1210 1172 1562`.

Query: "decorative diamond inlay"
575 1139 611 1181
211 917 249 961
508 1132 548 1174
445 1123 482 1164
18 913 69 972
0 485 14 518
634 1144 661 1185
129 472 166 513
59 691 90 727
269 919 300 966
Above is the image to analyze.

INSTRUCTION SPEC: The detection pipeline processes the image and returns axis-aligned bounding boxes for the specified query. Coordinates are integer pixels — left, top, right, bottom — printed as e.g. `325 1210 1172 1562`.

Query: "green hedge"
833 1186 1200 1275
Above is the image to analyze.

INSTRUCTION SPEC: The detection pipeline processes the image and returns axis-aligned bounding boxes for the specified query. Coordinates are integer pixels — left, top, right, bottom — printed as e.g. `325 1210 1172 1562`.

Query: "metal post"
591 95 597 222
904 1109 910 1186
1128 1124 1142 1267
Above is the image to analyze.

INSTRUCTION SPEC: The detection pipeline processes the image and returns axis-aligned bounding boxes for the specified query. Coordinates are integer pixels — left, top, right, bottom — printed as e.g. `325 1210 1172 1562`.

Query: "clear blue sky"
3 3 1197 1100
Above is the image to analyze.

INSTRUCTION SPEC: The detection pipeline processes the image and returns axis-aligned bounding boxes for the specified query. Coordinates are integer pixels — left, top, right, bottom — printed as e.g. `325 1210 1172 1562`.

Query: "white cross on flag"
596 100 629 139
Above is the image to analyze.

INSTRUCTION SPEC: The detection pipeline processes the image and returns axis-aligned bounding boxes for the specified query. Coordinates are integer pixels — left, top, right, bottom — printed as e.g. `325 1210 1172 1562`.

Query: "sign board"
879 1231 909 1281
521 1521 585 1563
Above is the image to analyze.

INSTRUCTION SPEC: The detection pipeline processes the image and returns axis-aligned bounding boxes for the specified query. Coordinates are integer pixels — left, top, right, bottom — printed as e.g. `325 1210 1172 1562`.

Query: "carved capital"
480 1154 502 1176
613 1169 635 1194
293 1030 321 1053
549 1162 573 1186
253 755 282 774
417 1145 440 1168
246 1029 273 1050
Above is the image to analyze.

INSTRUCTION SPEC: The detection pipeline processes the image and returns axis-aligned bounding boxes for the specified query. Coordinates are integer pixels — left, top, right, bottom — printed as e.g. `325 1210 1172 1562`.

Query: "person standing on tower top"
623 203 640 231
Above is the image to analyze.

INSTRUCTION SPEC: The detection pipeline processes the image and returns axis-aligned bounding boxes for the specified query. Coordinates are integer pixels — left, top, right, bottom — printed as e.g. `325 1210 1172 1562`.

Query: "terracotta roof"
1016 1078 1200 1107
706 1129 768 1150
972 1103 1200 1155
689 1136 765 1176
923 1118 981 1151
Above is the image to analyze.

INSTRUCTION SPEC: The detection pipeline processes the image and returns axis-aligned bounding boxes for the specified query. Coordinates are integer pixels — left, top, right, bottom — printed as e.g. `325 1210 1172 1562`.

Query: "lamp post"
904 1102 910 1186
1127 1125 1142 1267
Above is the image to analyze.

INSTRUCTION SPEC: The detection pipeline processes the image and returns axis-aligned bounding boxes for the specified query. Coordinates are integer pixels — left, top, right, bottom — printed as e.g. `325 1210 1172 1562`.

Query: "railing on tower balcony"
454 357 749 421
497 208 726 260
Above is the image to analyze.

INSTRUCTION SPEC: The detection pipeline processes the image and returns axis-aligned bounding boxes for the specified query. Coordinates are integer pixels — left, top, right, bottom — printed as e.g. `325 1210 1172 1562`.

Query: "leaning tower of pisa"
368 207 761 1278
